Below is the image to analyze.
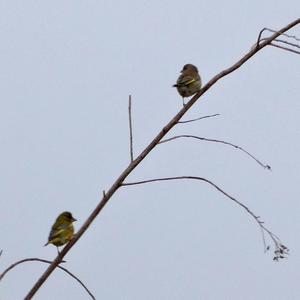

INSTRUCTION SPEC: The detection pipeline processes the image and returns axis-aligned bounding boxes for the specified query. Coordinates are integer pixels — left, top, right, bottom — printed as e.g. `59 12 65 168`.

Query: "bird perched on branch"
173 64 202 106
44 211 77 254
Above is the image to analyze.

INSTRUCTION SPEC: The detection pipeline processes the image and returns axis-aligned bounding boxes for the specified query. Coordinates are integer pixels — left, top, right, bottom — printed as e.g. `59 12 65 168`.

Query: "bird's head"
181 64 198 73
59 211 77 223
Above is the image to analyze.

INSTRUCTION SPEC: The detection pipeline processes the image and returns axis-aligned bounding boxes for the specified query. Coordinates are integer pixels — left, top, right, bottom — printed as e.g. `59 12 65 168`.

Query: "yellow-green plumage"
44 211 76 251
173 64 202 105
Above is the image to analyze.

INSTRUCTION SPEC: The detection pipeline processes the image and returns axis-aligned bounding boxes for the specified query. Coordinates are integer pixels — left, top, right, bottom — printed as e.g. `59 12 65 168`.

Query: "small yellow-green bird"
44 211 76 254
173 64 202 106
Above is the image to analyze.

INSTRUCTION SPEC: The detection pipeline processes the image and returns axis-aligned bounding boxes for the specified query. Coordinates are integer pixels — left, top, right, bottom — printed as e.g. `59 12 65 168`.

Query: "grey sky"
1 1 300 299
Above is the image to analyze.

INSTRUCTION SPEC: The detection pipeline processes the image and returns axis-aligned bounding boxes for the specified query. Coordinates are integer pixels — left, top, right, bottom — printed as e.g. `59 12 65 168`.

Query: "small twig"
256 27 300 51
178 114 220 124
259 37 300 49
256 27 268 48
264 28 300 42
0 258 95 299
258 37 300 54
260 225 268 253
270 43 300 55
159 134 271 170
273 38 300 49
121 176 288 260
128 95 134 162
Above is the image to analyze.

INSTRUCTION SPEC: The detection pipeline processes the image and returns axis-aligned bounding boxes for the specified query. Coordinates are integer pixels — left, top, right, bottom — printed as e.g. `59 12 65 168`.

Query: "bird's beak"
72 217 77 222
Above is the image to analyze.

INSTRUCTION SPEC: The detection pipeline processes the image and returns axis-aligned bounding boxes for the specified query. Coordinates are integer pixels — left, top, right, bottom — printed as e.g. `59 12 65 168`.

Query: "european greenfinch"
44 211 76 253
173 64 202 106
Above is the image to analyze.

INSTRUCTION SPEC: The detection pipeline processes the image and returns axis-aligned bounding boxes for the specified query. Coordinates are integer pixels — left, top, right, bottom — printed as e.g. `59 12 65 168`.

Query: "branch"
178 113 220 124
24 18 299 299
256 28 300 55
121 176 289 260
159 134 271 170
256 28 267 47
0 258 95 299
128 95 134 162
270 43 300 55
264 28 300 42
258 37 300 55
273 38 300 50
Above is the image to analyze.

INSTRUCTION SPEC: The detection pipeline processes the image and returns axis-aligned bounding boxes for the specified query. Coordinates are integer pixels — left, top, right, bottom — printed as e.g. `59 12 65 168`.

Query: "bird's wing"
177 75 196 86
48 222 69 240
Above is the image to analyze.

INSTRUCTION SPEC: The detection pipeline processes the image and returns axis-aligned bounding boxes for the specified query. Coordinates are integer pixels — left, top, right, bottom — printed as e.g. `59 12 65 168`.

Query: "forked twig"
0 258 95 299
121 176 289 260
258 37 300 54
159 134 271 170
264 28 300 42
256 27 300 54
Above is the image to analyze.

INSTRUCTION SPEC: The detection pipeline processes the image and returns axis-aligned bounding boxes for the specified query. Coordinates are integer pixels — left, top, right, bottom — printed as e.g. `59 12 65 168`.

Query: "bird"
173 64 202 106
44 211 77 254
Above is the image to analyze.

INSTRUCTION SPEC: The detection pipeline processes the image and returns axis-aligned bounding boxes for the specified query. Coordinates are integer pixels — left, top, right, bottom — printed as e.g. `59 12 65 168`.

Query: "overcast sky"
1 1 300 299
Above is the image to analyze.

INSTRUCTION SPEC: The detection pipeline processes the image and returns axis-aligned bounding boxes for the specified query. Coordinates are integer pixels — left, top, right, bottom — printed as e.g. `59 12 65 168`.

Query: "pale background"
0 1 300 299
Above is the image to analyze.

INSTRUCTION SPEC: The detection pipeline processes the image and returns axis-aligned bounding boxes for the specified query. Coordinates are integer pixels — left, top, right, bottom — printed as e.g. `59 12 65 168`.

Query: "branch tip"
122 175 288 261
178 113 220 124
159 134 270 170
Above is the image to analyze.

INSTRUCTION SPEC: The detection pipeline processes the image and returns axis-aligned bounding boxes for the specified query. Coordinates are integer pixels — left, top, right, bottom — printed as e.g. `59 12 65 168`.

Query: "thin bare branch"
128 95 134 162
260 225 268 253
159 134 271 170
0 258 95 299
259 37 300 49
258 37 300 54
256 27 268 48
270 43 300 55
274 38 300 49
178 113 220 124
121 176 289 260
257 27 300 48
24 18 299 299
264 28 300 42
